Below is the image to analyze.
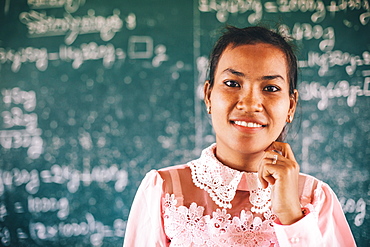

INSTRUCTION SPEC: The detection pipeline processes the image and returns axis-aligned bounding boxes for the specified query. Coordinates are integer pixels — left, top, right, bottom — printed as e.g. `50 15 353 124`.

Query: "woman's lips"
233 121 264 127
231 120 267 128
230 120 267 134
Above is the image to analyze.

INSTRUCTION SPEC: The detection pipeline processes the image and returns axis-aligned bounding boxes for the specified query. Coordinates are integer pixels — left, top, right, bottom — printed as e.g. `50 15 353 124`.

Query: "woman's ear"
204 80 212 108
288 89 299 121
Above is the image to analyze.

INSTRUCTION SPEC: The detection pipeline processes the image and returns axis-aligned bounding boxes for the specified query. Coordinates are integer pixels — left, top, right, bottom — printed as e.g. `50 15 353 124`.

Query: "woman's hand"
258 141 303 225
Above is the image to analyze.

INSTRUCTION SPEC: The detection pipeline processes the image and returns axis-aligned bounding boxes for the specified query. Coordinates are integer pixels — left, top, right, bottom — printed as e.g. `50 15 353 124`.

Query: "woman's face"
204 43 298 158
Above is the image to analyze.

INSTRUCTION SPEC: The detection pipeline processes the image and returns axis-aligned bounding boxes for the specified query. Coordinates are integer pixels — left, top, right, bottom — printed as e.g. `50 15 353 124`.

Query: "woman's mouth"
232 121 267 128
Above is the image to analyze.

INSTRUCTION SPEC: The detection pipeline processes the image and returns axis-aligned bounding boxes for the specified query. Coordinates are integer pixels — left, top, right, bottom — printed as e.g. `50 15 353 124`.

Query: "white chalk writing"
0 169 40 195
2 88 36 112
300 50 370 76
0 38 167 72
0 47 48 73
29 213 126 244
19 9 124 45
40 164 128 193
0 202 7 222
265 0 326 22
2 108 37 130
199 0 263 24
0 89 43 159
152 44 169 67
0 129 43 159
0 162 128 245
278 23 335 52
0 226 10 246
27 0 86 13
326 0 370 25
340 197 366 226
199 0 369 25
0 164 128 196
299 77 370 110
28 196 69 220
59 42 123 69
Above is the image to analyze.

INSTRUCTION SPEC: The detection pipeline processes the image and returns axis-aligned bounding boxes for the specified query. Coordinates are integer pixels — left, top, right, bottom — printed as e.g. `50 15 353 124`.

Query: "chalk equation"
299 50 370 76
198 0 370 25
0 37 168 72
0 88 43 159
0 163 128 246
299 77 370 110
0 210 126 246
27 0 86 13
19 9 126 45
199 0 264 23
0 164 128 197
277 23 335 52
29 213 126 245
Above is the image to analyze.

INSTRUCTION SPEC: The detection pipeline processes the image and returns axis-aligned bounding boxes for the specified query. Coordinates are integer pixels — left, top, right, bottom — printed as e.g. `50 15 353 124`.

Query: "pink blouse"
123 144 356 246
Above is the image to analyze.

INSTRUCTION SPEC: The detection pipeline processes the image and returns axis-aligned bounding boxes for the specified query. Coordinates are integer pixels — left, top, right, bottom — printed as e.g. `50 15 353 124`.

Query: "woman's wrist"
276 207 305 225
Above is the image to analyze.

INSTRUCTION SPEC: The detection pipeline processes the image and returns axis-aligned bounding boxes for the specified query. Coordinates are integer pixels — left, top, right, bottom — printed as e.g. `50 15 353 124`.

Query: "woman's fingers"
258 159 273 188
258 152 281 188
265 141 297 162
258 142 299 188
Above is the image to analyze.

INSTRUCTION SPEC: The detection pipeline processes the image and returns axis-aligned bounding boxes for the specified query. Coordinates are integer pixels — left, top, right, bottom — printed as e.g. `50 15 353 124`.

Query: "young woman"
123 26 356 246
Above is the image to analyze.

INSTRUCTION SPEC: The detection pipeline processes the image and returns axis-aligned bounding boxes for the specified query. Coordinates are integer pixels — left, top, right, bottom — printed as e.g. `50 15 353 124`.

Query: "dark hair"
207 26 299 141
208 26 297 95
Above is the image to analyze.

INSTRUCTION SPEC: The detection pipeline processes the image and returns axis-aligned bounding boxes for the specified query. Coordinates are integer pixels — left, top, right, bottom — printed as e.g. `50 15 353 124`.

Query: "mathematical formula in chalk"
0 37 168 72
199 0 370 25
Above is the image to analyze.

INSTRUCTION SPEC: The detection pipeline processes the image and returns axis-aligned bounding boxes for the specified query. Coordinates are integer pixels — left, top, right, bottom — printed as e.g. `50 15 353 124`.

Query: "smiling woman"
204 43 297 171
123 26 356 246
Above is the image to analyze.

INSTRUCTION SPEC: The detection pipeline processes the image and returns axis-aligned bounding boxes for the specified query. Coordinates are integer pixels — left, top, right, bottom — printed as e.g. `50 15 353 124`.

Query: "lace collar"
188 144 271 211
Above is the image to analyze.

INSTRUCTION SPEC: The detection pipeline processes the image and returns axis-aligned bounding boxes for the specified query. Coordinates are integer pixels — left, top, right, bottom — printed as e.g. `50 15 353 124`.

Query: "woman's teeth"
233 121 263 127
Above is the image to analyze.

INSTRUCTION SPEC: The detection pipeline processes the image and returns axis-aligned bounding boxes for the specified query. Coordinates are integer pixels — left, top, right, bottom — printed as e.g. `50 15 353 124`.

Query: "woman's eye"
263 85 280 92
224 80 240 87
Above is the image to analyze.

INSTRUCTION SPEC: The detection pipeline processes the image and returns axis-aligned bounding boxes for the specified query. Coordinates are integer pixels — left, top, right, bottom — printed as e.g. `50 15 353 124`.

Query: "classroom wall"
0 0 369 246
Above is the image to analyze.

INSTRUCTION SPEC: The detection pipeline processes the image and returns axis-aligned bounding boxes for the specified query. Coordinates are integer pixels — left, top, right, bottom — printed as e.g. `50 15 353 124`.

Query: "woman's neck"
214 146 265 173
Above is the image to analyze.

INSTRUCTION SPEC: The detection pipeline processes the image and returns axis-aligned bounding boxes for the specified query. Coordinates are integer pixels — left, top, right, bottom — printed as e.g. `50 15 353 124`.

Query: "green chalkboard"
0 0 369 246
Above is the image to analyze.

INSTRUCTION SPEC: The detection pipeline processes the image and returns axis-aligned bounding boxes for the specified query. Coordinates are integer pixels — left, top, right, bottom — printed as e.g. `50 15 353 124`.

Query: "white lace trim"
163 194 279 247
189 144 271 211
250 187 272 214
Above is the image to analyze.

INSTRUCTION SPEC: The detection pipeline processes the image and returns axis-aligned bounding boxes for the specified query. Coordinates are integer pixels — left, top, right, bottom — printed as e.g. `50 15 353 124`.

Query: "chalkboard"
0 0 369 246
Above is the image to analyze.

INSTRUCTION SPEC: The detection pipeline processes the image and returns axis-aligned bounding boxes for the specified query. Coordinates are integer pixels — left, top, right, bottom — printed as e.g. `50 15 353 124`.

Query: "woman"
123 26 356 246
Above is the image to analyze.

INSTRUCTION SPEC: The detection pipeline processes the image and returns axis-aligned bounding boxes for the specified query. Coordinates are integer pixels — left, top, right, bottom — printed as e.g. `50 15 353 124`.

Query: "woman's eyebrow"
260 75 285 81
222 68 245 77
222 69 285 81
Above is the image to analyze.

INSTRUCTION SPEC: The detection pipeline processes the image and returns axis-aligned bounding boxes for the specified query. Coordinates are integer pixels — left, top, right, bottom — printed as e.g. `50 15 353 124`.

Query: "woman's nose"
236 89 263 112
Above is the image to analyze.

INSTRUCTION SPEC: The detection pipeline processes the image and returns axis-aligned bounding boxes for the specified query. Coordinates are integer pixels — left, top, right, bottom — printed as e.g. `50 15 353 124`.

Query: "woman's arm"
123 170 169 247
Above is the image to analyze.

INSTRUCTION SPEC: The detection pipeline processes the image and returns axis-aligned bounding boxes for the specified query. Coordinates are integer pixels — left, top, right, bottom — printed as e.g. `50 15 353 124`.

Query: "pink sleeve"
273 182 356 246
123 170 169 247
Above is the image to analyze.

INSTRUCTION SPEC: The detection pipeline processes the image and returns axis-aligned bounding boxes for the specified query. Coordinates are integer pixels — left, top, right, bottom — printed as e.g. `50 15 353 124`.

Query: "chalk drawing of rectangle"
128 36 153 59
